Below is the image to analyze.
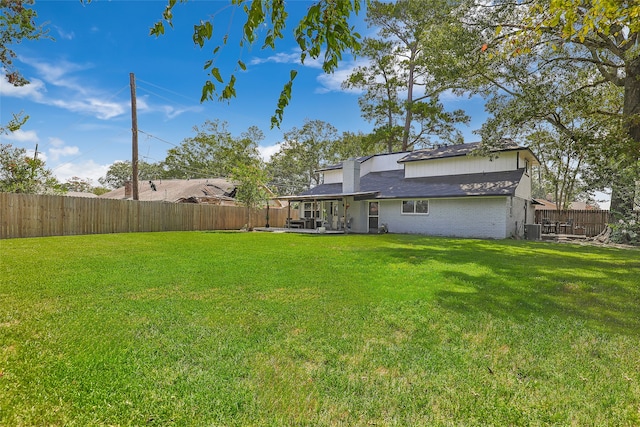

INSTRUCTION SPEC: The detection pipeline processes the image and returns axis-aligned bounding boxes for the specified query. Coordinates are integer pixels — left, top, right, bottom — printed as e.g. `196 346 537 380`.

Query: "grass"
1 231 639 426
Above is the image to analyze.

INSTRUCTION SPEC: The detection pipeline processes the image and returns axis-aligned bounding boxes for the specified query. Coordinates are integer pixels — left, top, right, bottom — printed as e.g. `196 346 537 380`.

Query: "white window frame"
401 199 429 215
303 202 320 219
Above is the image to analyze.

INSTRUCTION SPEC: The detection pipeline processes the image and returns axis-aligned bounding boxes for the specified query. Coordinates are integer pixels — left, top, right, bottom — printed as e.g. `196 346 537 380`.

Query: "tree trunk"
402 54 416 152
610 57 640 218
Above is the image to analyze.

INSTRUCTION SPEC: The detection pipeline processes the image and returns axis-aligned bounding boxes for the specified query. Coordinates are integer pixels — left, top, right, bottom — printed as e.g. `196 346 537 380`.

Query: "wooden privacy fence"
0 193 289 239
534 209 610 237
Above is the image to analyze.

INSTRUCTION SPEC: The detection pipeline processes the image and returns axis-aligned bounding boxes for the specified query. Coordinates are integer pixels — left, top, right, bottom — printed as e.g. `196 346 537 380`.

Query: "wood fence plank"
0 192 290 238
535 209 610 237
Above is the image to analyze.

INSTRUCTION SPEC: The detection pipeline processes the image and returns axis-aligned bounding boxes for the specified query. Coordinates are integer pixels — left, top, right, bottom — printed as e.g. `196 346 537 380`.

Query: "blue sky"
0 0 488 185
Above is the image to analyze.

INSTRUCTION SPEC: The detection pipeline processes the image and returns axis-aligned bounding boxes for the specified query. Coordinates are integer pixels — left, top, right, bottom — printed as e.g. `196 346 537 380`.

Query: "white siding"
322 152 406 184
514 168 532 199
404 152 519 178
378 197 509 239
507 196 529 238
348 199 368 233
323 169 342 184
363 152 406 174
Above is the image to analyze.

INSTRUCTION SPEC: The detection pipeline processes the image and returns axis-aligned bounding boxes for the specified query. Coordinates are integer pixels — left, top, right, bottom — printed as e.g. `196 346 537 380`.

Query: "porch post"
287 202 291 229
313 198 318 229
343 196 348 234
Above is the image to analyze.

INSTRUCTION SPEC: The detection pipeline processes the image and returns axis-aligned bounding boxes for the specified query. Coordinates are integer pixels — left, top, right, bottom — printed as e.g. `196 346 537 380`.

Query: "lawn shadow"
369 236 640 336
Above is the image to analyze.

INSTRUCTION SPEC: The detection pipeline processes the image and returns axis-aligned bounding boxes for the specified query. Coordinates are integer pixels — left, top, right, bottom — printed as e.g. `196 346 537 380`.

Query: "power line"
138 129 179 148
136 86 197 112
136 78 199 104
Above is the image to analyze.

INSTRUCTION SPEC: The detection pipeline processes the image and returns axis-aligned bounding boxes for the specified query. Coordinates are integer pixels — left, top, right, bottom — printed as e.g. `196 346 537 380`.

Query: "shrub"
610 216 640 245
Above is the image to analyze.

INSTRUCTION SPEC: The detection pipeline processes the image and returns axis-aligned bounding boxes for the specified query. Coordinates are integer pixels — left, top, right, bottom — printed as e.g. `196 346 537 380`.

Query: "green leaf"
238 60 247 71
150 22 165 37
200 80 215 103
211 68 224 83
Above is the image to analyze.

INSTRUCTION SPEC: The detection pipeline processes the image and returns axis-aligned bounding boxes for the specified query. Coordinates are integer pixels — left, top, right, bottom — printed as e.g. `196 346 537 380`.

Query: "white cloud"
21 56 91 94
54 26 75 40
3 58 128 120
250 52 302 66
2 128 40 143
259 142 284 161
316 67 363 94
50 98 127 120
161 105 204 119
49 145 80 162
49 137 65 147
53 159 111 183
0 73 46 101
250 48 323 69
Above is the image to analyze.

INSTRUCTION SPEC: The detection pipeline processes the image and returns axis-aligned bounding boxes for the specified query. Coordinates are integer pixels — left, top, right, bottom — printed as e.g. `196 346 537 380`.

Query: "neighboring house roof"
569 201 599 210
533 199 600 210
100 178 237 203
65 191 99 198
298 169 525 200
398 140 526 163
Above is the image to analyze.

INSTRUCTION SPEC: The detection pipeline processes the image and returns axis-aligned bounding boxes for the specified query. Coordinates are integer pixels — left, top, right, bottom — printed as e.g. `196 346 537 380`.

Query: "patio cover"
277 190 379 201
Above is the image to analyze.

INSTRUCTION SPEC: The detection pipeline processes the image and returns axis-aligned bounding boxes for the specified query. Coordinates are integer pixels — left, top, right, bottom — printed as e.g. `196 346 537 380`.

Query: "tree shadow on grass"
369 236 640 336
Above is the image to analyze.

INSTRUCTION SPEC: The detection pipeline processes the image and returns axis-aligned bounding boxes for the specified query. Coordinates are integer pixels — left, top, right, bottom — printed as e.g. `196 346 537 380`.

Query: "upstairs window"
401 199 429 214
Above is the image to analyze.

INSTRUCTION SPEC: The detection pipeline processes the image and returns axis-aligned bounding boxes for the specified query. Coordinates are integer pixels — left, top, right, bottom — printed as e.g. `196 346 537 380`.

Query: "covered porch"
276 191 378 234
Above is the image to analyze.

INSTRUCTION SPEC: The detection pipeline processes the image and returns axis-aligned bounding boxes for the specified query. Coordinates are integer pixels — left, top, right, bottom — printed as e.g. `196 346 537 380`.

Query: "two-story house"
286 141 540 239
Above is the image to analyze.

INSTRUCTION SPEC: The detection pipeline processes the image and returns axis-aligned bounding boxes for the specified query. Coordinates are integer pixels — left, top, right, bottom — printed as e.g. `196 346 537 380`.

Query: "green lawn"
1 232 639 426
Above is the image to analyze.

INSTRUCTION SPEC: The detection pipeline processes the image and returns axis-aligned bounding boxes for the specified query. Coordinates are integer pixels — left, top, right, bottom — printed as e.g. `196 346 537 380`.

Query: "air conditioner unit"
525 224 542 240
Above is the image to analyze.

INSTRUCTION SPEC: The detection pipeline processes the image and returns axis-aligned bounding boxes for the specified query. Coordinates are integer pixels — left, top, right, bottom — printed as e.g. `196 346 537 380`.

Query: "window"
401 199 429 214
303 202 320 218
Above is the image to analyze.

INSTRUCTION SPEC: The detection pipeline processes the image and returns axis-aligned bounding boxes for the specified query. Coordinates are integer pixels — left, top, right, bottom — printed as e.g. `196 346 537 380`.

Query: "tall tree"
346 0 470 151
99 160 165 189
266 119 339 195
63 176 94 193
231 159 269 230
0 144 64 194
162 120 262 179
330 130 386 160
527 127 591 211
468 0 639 216
344 38 404 152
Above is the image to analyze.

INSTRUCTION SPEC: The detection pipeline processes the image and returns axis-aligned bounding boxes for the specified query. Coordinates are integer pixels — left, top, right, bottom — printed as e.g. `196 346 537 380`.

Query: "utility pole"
130 72 139 200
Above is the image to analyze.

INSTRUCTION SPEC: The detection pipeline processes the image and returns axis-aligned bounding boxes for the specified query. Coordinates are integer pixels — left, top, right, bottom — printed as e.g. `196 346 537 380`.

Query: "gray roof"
398 140 523 163
100 178 236 202
299 169 525 200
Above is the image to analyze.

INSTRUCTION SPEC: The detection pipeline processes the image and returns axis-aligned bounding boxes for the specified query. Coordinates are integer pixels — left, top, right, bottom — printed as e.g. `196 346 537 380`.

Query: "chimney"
342 158 360 193
124 180 132 199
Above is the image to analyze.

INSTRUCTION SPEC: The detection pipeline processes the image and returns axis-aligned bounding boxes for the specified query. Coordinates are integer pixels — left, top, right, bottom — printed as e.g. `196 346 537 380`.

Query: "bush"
610 216 640 245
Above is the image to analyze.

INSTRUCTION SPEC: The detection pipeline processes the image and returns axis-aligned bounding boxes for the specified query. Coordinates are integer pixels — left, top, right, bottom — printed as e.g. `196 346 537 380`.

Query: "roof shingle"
299 169 525 199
